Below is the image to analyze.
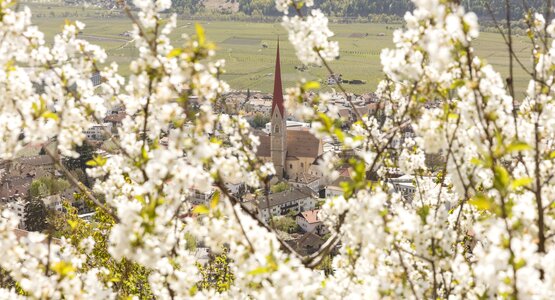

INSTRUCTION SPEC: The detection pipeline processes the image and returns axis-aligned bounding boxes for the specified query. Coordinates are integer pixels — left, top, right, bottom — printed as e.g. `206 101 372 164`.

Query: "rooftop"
298 210 321 224
256 130 321 159
257 186 314 210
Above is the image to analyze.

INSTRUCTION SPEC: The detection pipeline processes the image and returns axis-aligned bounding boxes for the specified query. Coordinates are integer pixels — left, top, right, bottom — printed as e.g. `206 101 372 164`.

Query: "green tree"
184 232 197 251
251 113 270 129
63 142 95 172
63 142 95 187
270 181 289 193
195 249 235 293
48 199 153 298
315 254 334 276
270 216 300 233
172 0 204 14
24 198 47 232
29 177 70 198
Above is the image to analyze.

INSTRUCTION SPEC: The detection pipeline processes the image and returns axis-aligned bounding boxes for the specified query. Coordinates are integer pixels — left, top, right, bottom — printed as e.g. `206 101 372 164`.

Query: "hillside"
200 0 548 19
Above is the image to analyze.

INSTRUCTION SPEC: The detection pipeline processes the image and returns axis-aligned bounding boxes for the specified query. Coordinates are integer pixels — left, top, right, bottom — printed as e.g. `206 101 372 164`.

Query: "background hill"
188 0 547 20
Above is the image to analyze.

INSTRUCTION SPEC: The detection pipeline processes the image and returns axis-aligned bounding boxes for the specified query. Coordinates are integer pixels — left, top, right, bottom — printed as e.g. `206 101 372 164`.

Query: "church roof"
255 130 321 159
256 134 271 157
286 130 321 158
272 40 285 116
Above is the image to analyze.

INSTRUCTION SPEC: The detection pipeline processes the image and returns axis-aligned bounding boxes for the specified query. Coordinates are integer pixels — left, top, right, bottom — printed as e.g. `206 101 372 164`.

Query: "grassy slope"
24 2 532 97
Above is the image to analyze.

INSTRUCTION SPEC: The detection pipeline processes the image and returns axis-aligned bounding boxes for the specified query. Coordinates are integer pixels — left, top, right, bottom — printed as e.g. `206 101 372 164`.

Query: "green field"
24 2 532 96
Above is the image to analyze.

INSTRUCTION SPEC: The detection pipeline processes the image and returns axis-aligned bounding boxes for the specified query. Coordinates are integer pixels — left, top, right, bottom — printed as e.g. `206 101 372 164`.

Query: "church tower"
271 39 287 179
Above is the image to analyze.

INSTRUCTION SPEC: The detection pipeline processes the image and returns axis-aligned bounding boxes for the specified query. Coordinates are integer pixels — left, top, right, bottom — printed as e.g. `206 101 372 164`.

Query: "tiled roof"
289 173 320 184
257 186 314 210
328 176 353 188
104 113 126 123
17 155 54 166
287 131 321 158
255 130 321 159
299 210 321 224
286 232 324 256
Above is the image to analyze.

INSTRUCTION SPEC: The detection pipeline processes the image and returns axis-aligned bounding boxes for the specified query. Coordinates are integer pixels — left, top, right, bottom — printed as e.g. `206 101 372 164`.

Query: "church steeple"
272 39 285 116
270 38 287 179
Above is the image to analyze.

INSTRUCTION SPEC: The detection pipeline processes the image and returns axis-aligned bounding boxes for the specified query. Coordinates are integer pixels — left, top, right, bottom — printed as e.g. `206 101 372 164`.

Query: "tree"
24 198 47 232
29 177 70 198
250 113 269 129
3 0 555 299
270 181 289 193
63 142 95 187
270 215 300 233
196 249 235 293
63 142 95 172
47 199 154 298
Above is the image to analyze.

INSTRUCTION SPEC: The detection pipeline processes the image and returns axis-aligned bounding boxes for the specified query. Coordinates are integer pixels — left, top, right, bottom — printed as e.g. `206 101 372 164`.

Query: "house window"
301 162 304 168
290 164 293 169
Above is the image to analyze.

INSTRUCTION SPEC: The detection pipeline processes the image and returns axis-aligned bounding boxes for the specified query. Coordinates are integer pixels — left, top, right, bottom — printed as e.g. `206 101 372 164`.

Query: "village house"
104 112 126 132
187 180 245 206
42 194 64 212
3 196 27 229
288 173 321 193
389 174 417 202
296 209 329 236
257 187 316 223
244 98 272 114
84 123 112 141
286 232 325 256
16 155 56 174
188 189 215 206
324 176 352 199
0 154 56 200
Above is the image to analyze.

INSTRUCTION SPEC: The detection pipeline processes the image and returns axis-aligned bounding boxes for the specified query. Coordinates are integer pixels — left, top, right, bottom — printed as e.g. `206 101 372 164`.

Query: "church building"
256 41 323 180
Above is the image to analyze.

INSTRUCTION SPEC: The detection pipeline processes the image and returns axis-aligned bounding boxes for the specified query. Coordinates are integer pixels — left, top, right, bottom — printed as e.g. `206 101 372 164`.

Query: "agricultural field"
23 2 533 96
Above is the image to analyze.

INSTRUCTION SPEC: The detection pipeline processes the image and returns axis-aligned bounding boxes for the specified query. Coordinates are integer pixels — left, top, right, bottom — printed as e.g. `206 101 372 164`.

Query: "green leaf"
167 48 182 58
67 220 78 229
450 79 465 89
51 261 75 278
195 23 206 46
514 258 526 270
302 81 320 90
193 205 210 215
334 128 345 143
510 177 532 190
189 285 198 296
549 151 555 159
416 205 430 224
493 164 510 192
210 191 220 209
447 112 459 120
470 157 482 166
86 155 107 167
141 146 149 161
247 266 271 275
507 141 532 153
469 194 492 211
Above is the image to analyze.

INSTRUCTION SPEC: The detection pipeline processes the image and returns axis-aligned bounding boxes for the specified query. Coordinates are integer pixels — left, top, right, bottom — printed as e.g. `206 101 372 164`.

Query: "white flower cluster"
2 0 555 298
281 9 339 65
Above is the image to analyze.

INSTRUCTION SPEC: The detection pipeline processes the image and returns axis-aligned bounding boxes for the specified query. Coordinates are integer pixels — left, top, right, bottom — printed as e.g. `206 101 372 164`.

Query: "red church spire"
272 38 285 116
